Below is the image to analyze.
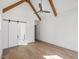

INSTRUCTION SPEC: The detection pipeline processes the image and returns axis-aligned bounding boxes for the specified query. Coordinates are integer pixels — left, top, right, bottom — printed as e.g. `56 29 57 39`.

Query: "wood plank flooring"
2 41 78 59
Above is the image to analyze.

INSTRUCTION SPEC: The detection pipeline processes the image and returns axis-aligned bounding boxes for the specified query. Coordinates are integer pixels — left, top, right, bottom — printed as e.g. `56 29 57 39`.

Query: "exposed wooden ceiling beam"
26 0 41 21
3 0 41 21
48 0 57 16
3 0 25 13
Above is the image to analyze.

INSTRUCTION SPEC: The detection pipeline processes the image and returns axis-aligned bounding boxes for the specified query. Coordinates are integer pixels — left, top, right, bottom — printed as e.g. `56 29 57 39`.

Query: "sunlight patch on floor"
43 55 64 59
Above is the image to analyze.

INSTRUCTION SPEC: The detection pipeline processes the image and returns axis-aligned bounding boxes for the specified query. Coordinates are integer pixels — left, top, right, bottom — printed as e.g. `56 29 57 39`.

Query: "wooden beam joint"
26 0 41 21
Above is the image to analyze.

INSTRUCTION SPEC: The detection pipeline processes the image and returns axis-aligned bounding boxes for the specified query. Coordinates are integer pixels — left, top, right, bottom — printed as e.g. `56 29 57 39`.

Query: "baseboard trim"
0 50 2 59
36 39 78 53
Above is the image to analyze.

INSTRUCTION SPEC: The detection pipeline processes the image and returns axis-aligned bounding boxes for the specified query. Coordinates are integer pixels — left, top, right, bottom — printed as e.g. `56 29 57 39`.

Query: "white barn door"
18 23 27 45
2 21 9 49
9 22 18 47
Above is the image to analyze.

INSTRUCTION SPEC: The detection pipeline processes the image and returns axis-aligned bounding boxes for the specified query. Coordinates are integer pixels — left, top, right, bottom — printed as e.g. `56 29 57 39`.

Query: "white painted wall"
0 32 2 58
0 13 2 59
36 7 78 51
54 8 78 51
36 0 78 52
0 0 3 58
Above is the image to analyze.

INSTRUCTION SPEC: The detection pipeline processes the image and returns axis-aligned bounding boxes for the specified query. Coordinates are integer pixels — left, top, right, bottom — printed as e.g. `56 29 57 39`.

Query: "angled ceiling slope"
3 0 41 21
3 0 57 21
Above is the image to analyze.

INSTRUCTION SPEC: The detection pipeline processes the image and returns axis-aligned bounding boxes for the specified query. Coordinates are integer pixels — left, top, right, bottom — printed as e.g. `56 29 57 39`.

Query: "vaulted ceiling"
3 0 58 21
2 0 77 21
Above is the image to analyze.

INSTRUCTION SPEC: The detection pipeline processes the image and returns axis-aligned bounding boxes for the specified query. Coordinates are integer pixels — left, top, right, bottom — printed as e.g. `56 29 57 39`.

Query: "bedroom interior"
0 0 78 59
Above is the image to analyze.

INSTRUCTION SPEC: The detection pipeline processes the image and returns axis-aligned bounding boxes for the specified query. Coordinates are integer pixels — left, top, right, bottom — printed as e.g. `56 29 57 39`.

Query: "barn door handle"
17 35 19 39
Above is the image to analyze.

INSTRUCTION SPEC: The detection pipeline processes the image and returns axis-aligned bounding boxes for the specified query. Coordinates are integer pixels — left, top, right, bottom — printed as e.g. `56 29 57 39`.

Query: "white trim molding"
0 50 2 59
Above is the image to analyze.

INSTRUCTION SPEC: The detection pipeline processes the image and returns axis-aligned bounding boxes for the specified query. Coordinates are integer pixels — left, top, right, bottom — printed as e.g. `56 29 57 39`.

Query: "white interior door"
9 22 18 47
2 21 9 49
18 23 27 45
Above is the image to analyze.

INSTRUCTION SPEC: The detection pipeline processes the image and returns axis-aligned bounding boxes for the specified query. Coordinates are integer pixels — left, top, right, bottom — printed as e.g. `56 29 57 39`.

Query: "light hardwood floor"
2 41 78 59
